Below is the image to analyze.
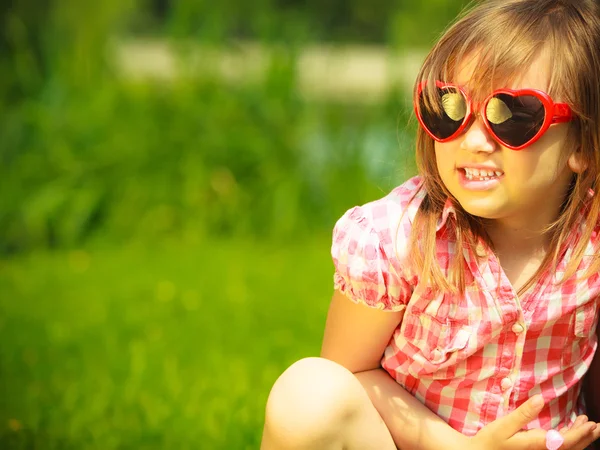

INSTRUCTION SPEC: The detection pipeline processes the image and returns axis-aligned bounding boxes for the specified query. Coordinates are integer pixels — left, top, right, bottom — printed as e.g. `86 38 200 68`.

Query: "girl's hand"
467 395 600 450
556 414 600 449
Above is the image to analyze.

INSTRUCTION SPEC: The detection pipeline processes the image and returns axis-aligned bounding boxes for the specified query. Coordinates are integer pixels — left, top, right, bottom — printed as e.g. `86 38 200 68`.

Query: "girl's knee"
263 357 366 446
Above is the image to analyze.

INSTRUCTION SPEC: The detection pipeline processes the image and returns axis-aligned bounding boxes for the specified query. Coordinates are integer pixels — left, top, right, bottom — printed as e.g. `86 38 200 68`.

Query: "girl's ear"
568 150 588 174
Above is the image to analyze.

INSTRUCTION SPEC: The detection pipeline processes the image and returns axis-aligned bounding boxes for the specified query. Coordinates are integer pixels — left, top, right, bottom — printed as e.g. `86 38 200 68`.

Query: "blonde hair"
410 0 600 294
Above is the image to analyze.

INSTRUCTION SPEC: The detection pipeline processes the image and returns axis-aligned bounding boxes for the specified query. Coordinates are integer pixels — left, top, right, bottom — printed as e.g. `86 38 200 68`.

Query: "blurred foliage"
0 237 333 448
1 0 466 254
146 0 467 45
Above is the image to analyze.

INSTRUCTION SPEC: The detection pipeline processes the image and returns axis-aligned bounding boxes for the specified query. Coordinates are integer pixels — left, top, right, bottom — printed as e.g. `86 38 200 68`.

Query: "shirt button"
501 377 513 391
511 323 525 334
431 349 443 362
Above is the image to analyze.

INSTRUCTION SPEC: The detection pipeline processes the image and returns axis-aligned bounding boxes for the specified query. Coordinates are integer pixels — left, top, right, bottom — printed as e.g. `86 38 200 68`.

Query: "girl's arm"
321 290 473 450
353 367 473 449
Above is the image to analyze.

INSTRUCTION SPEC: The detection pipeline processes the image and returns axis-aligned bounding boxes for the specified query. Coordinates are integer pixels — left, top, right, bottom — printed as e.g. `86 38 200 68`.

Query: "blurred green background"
0 0 465 448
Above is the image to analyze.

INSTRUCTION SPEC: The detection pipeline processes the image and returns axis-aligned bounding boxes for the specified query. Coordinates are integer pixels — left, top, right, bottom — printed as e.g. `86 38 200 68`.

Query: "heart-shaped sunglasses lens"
485 93 545 147
418 86 467 139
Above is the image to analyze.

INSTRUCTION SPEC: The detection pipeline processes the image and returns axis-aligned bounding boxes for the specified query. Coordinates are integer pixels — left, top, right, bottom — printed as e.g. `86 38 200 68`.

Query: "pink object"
545 429 564 450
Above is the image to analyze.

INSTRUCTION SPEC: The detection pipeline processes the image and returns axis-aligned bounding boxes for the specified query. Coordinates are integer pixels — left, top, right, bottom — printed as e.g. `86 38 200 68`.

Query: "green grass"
0 235 334 449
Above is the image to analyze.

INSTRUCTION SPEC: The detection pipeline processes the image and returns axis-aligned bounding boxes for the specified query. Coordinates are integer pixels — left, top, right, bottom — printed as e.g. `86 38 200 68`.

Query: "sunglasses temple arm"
552 103 573 123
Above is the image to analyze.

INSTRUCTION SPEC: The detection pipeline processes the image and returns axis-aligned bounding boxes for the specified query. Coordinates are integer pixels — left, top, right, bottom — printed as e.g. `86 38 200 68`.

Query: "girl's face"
434 52 581 229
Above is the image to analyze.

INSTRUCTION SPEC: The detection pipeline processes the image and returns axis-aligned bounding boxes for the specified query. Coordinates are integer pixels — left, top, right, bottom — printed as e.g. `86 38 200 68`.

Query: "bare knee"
262 357 367 449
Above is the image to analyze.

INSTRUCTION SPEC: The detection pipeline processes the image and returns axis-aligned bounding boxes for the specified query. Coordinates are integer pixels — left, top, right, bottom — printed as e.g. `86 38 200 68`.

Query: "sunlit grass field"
0 235 334 449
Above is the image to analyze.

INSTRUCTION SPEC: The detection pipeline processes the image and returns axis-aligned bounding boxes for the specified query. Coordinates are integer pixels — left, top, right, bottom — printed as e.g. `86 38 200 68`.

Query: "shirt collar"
436 198 457 232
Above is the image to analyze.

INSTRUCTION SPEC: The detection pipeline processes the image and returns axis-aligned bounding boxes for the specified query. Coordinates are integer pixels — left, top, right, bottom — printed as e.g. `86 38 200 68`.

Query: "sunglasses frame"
414 81 574 150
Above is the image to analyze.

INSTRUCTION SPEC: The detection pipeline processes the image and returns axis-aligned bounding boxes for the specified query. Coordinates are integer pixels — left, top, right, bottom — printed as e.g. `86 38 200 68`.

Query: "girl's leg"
260 357 397 450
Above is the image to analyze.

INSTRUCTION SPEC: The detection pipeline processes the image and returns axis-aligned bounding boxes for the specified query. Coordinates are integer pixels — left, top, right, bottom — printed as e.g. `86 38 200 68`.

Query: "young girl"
262 0 600 449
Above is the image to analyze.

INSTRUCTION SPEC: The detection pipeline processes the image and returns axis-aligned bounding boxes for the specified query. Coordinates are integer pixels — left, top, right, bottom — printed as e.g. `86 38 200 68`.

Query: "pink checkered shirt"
331 176 600 436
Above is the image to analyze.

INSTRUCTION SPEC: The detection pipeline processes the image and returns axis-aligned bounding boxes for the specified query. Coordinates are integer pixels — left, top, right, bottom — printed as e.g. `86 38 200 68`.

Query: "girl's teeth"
463 168 503 180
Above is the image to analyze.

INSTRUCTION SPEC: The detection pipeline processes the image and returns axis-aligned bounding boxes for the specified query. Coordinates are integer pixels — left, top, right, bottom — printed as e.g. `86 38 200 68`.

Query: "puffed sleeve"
331 205 412 312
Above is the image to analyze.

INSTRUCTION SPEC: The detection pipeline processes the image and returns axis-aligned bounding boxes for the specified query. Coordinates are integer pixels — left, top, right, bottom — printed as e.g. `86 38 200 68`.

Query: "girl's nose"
460 117 496 153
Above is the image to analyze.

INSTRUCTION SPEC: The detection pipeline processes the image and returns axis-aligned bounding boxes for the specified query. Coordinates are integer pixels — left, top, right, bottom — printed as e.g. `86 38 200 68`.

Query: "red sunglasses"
414 81 574 150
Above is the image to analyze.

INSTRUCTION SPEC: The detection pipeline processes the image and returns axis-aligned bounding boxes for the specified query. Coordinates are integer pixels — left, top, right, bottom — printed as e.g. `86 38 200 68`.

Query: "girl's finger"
559 415 588 436
569 425 600 450
483 395 545 440
504 429 548 449
572 415 588 429
561 422 597 449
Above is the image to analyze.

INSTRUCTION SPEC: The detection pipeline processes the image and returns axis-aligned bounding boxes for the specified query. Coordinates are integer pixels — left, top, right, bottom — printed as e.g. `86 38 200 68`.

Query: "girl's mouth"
458 167 504 190
462 167 504 181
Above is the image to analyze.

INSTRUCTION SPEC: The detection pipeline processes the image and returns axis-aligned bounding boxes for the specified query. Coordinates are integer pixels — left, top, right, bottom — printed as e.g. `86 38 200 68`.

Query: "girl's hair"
410 0 600 294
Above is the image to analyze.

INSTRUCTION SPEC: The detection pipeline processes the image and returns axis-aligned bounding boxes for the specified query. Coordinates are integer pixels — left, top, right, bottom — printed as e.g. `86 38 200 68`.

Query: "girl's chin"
456 199 507 220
